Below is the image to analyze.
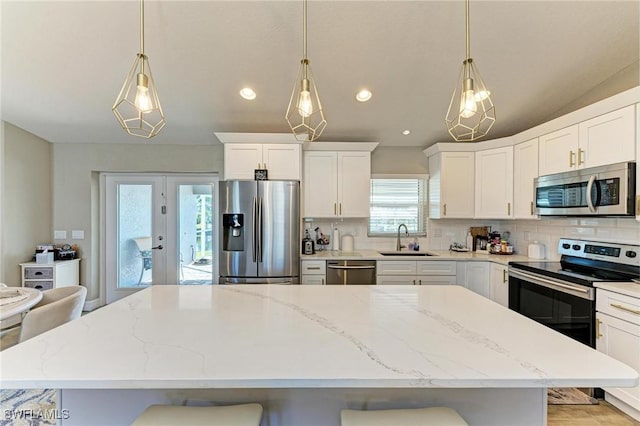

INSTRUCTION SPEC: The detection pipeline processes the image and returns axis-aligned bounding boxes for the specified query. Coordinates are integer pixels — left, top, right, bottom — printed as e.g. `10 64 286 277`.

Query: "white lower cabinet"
377 261 456 285
300 260 326 285
489 263 509 307
456 261 490 298
596 288 640 420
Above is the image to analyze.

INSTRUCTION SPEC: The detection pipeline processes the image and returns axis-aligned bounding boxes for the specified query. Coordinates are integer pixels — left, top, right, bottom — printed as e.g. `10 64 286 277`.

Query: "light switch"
71 230 85 240
54 230 67 240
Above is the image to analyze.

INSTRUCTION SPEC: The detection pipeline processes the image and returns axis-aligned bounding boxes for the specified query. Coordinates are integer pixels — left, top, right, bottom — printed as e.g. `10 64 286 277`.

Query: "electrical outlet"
71 230 85 240
54 230 67 240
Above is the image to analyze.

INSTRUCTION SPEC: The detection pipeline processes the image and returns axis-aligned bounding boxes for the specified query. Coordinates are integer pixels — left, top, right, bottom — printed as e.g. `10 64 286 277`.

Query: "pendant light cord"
303 0 307 60
140 0 145 73
465 0 470 60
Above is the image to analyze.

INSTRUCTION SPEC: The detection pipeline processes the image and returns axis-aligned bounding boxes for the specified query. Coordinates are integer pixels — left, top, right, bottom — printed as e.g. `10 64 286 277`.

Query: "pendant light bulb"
459 78 477 118
298 79 313 118
134 73 153 113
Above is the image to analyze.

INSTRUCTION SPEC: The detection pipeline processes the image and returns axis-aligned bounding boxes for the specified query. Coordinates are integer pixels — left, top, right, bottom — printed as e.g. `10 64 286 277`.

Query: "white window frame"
368 174 429 237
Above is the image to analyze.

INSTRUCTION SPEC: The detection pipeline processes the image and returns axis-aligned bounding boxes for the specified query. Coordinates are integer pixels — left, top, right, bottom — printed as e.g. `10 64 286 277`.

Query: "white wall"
51 143 224 302
371 146 428 174
2 123 52 287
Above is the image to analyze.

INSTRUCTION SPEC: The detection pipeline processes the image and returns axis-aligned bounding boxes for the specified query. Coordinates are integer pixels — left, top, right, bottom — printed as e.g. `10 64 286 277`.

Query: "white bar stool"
341 407 468 426
131 403 263 426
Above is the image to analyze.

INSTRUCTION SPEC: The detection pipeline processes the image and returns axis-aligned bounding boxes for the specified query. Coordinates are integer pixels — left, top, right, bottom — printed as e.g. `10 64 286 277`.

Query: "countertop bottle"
466 232 473 250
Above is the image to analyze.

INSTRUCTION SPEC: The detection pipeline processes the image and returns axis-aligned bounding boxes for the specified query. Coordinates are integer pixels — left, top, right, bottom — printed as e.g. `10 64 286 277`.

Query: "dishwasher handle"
327 265 376 270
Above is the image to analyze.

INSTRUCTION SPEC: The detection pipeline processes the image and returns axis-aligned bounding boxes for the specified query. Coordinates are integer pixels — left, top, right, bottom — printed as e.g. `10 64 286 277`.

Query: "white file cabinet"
20 259 81 290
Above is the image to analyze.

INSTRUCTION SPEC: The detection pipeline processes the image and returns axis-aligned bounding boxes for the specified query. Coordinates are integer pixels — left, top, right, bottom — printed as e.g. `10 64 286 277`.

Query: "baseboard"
605 391 640 421
83 298 102 312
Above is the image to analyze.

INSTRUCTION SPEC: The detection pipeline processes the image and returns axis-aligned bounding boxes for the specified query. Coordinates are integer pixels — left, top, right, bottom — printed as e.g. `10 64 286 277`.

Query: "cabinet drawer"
416 261 456 276
301 274 325 285
597 289 640 326
376 275 417 285
377 261 417 275
24 280 54 290
301 261 326 275
24 267 54 279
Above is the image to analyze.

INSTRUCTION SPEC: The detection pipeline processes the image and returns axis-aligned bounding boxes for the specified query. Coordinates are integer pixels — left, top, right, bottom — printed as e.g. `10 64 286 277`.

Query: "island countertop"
0 285 636 390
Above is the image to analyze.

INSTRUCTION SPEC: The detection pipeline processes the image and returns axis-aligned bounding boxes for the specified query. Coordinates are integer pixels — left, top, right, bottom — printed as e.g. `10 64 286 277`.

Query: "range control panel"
558 238 640 267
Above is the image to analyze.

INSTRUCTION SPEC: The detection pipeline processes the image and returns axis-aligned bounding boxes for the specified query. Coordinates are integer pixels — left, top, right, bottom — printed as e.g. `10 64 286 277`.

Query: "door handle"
507 202 511 216
258 197 263 263
503 269 507 283
334 203 337 215
339 203 342 215
151 245 163 250
569 150 576 167
577 149 584 165
596 318 602 339
586 175 597 213
252 196 257 262
443 204 447 216
530 201 534 216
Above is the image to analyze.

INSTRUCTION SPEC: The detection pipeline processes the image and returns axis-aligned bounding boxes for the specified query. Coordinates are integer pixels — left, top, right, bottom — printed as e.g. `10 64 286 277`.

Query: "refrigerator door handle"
252 196 257 263
258 197 263 262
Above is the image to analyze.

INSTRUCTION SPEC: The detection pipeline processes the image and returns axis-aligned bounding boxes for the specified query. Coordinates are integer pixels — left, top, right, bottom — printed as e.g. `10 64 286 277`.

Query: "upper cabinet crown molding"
303 142 378 152
423 136 513 157
215 132 303 144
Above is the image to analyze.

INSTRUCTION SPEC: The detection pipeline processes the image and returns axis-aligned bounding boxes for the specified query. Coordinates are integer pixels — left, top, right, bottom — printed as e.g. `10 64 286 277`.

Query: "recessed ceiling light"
402 130 411 135
239 87 256 100
355 89 372 102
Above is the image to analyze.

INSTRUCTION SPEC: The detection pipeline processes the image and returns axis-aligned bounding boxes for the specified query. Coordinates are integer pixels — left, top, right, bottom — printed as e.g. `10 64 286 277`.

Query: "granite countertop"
302 250 532 265
1 285 636 390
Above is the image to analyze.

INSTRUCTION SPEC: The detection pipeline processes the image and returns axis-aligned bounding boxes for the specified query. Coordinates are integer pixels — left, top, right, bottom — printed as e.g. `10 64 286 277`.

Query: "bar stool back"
131 403 263 426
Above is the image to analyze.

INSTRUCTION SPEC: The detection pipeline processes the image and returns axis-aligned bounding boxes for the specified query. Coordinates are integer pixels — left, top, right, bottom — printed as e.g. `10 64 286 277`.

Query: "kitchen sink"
378 252 436 256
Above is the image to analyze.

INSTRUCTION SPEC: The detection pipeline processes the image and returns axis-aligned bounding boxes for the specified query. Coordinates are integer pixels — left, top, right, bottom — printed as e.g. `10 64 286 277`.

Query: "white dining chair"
341 406 468 426
19 286 87 342
131 403 263 426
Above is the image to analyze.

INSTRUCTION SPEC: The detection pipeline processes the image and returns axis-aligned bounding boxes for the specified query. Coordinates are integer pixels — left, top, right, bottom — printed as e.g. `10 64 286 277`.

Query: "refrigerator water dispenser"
222 213 244 251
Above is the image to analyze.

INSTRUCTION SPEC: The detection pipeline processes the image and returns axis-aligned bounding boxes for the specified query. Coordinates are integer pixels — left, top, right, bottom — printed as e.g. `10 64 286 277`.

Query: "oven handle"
508 269 594 300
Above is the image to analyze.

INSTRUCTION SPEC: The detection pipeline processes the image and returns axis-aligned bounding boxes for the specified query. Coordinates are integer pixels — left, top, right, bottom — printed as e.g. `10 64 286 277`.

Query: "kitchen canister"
528 241 546 259
341 234 354 252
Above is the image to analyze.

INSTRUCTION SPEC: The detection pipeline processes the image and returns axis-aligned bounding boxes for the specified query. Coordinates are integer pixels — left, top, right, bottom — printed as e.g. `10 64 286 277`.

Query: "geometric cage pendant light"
445 0 495 142
285 0 327 141
112 0 166 139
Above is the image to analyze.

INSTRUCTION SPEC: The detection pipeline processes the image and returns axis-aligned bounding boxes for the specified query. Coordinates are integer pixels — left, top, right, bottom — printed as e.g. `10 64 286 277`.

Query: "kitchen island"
1 285 637 425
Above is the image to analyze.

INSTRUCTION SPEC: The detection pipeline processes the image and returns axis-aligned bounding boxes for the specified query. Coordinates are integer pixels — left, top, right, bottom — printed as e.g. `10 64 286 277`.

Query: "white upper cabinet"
513 138 539 219
475 146 514 219
578 105 636 169
538 125 579 176
428 152 475 219
224 143 301 180
303 151 371 218
539 105 636 176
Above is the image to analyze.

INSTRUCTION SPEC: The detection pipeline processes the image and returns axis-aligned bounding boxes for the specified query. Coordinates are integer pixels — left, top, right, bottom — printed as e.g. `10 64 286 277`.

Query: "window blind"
368 177 427 236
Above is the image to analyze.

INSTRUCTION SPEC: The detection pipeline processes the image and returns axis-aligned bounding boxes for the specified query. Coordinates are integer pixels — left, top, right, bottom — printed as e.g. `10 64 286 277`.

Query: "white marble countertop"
595 282 640 298
303 250 531 265
1 285 636 390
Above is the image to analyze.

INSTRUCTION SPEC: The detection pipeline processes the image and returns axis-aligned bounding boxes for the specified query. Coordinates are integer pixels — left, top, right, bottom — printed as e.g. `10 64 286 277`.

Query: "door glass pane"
178 184 213 285
118 184 153 288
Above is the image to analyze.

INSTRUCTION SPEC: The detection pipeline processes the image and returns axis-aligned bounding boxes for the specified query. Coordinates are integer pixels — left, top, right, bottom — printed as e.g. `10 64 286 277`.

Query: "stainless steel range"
509 238 640 349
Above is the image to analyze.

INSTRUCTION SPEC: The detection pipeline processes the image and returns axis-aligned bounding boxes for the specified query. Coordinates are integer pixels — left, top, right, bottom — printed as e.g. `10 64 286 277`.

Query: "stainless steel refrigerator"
219 180 300 284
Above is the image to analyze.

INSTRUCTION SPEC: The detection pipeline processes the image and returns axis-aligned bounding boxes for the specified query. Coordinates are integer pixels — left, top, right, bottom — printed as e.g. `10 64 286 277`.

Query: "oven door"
509 268 596 347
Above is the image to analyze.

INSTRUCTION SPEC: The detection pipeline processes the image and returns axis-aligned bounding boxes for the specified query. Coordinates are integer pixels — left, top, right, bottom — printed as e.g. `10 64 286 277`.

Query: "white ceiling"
2 1 638 148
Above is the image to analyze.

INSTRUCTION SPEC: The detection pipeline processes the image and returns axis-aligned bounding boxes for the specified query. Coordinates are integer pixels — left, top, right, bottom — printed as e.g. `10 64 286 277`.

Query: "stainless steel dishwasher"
326 260 376 285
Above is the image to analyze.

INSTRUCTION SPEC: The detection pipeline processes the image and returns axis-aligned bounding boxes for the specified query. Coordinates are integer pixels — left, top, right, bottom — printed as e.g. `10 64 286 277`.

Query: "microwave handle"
586 175 597 213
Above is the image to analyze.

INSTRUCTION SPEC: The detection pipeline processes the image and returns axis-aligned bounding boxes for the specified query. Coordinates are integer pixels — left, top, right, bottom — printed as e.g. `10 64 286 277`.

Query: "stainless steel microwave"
534 162 636 216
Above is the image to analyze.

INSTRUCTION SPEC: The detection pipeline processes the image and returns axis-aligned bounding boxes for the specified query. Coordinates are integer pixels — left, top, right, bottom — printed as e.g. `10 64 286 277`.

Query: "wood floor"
548 401 640 426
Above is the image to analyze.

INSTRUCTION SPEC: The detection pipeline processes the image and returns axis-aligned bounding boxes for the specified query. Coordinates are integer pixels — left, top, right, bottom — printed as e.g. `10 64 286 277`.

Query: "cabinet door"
337 152 371 217
465 262 490 298
224 144 263 180
441 152 475 218
416 275 457 286
596 312 640 410
303 152 338 217
475 146 514 218
538 125 579 175
513 138 539 219
579 105 636 169
490 263 509 307
263 144 301 180
377 275 417 285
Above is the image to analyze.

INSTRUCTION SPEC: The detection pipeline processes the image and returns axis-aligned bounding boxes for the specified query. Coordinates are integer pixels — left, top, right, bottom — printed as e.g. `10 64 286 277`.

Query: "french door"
103 174 218 303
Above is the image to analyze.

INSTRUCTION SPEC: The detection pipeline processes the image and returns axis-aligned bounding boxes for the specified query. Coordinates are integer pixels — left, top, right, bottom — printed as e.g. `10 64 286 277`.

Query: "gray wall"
51 143 224 301
371 146 429 174
2 123 52 286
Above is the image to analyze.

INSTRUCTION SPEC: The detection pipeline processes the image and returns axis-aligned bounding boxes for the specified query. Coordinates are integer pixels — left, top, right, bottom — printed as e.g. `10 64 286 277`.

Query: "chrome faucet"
396 224 409 251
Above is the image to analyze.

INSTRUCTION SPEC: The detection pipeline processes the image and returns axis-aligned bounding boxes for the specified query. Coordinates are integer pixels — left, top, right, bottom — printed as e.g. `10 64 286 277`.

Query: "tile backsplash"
305 217 640 260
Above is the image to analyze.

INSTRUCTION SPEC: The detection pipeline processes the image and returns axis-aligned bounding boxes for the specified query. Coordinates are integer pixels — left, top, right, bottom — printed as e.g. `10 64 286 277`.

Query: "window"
368 174 428 236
